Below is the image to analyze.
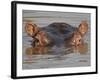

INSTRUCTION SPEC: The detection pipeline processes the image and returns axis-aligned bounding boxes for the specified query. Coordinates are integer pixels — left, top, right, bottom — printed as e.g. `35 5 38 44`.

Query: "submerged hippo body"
25 21 88 47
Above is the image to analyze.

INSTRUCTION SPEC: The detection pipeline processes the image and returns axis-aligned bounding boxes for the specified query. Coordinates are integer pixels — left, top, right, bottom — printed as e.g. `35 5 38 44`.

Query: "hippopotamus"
25 21 88 47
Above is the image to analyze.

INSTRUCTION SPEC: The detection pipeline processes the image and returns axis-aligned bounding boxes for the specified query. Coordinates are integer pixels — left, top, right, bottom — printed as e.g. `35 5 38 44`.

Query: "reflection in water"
25 43 88 55
25 46 51 55
70 43 88 55
23 43 88 69
23 43 88 65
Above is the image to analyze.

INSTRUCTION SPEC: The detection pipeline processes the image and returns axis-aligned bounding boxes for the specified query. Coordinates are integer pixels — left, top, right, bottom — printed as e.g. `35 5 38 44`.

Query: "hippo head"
25 21 53 47
70 21 88 46
25 21 88 47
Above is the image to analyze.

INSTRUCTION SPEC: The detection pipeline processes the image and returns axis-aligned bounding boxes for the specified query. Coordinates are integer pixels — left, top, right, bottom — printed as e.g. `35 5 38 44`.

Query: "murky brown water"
22 10 91 69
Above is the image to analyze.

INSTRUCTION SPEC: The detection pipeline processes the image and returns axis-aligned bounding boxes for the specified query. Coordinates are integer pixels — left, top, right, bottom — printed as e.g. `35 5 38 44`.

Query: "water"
22 10 91 69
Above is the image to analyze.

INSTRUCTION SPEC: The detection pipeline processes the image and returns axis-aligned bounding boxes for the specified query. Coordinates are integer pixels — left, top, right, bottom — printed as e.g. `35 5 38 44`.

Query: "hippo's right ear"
78 21 88 36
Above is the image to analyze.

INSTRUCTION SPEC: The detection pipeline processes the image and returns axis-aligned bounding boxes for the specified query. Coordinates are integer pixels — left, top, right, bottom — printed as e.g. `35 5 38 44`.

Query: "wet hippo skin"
25 21 88 47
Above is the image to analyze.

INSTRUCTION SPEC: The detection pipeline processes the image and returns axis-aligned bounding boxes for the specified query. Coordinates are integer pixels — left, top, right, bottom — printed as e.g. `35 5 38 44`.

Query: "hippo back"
40 23 77 46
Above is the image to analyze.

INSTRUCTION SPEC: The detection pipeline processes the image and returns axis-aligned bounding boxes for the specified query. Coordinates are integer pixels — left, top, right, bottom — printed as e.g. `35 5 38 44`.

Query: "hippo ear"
25 21 34 37
25 21 39 37
78 21 88 36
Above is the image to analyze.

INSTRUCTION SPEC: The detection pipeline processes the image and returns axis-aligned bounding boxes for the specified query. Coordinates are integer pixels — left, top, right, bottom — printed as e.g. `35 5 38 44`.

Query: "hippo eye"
79 39 81 42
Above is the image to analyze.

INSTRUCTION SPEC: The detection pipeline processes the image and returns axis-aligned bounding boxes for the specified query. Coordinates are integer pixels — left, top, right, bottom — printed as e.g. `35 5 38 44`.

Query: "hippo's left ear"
78 21 88 36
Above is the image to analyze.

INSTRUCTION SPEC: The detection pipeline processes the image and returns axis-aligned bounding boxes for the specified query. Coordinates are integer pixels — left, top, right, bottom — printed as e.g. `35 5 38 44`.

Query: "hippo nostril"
73 40 75 43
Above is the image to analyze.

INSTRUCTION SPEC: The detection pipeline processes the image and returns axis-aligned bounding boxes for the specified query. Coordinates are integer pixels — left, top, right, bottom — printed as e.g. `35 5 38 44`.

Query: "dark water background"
22 10 91 69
